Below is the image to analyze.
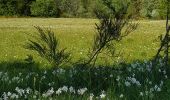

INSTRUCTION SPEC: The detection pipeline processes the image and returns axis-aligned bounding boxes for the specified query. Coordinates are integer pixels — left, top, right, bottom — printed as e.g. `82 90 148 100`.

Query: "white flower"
42 76 46 80
131 78 137 84
163 70 166 74
150 88 154 92
110 74 113 78
48 83 52 86
160 81 164 86
116 76 120 81
7 92 12 96
157 87 161 92
69 86 75 93
3 92 8 100
131 64 137 69
158 69 161 72
52 71 56 75
56 88 62 95
154 85 158 91
26 87 31 94
145 91 149 95
125 81 131 87
149 81 152 85
19 73 22 76
62 86 68 92
119 94 124 98
12 77 19 81
136 81 141 86
49 88 54 94
57 69 65 74
15 87 24 96
10 93 18 99
44 71 47 74
45 87 54 97
77 88 88 95
89 93 94 100
100 93 106 99
127 67 132 72
33 95 36 99
140 92 143 96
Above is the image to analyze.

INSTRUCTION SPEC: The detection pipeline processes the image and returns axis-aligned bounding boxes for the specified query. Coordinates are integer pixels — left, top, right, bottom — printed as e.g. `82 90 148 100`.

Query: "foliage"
0 0 34 16
158 0 170 19
129 0 142 19
0 0 17 16
25 26 70 68
140 0 159 18
30 0 58 17
0 0 169 19
87 0 137 65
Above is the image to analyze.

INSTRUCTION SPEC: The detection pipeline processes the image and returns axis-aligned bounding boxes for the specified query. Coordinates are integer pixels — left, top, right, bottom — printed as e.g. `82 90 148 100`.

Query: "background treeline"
0 0 169 19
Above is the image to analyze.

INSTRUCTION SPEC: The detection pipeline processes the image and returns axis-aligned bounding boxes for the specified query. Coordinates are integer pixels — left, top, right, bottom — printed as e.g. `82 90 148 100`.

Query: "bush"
0 0 17 16
0 0 34 16
158 0 170 19
25 26 70 68
31 0 58 17
151 9 160 19
140 8 148 18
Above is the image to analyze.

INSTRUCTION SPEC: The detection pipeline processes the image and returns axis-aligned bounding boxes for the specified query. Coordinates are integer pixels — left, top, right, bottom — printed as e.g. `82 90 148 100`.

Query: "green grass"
0 18 167 65
0 18 170 99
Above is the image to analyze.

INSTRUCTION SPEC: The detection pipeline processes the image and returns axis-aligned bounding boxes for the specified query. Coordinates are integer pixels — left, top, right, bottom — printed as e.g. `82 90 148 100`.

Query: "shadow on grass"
0 59 170 98
0 60 41 72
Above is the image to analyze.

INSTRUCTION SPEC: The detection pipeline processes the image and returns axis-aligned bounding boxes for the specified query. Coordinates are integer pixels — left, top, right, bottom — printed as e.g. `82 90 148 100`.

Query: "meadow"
0 18 170 100
0 18 166 64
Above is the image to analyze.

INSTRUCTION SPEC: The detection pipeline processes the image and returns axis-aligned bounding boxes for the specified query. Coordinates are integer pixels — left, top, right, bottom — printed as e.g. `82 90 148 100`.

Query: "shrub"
151 9 160 19
25 26 70 68
0 0 34 16
158 0 170 19
0 0 17 16
60 0 81 17
31 0 58 17
86 0 137 65
140 8 148 18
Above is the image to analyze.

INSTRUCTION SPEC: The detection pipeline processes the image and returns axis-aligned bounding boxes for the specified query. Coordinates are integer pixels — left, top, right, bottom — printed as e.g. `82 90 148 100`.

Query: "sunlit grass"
0 18 167 64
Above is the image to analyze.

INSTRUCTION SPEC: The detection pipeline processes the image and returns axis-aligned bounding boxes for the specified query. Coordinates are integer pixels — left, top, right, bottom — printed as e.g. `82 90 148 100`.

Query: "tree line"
0 0 169 19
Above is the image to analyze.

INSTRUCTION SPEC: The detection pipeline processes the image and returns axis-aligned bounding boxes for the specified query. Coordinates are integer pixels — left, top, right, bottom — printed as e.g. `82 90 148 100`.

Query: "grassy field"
0 18 167 65
0 18 170 100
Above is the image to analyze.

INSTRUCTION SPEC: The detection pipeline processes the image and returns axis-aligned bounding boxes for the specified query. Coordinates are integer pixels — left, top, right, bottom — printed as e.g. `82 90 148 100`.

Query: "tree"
158 0 170 19
129 0 142 18
16 0 35 16
31 0 58 17
0 0 17 16
0 0 35 16
86 0 137 65
154 0 170 66
140 0 160 18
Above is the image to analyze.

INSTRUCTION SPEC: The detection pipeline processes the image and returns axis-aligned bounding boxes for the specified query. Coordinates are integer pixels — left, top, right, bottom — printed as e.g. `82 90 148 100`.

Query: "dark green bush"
0 0 17 16
31 0 58 17
0 0 169 19
0 0 34 16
